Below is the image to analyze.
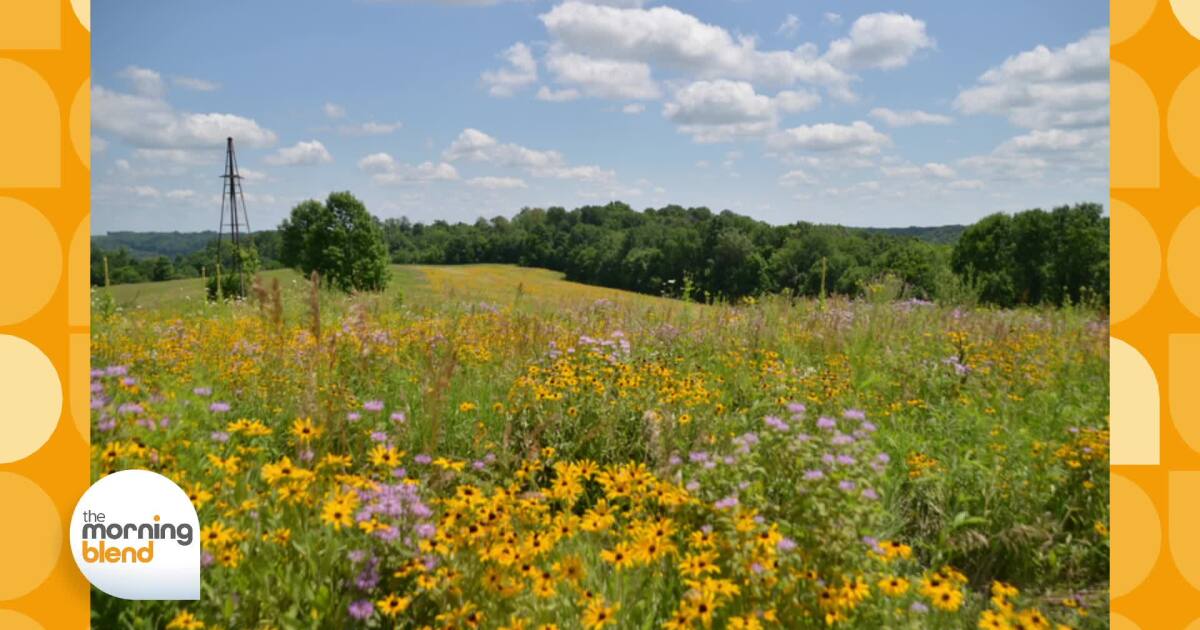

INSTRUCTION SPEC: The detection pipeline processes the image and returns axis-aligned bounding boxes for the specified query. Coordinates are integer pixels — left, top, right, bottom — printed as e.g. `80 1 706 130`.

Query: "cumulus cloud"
777 14 800 37
661 80 820 142
954 28 1108 130
172 76 219 92
339 121 404 136
998 128 1091 153
467 176 529 189
358 152 459 184
443 128 614 180
768 121 890 154
824 13 933 70
93 84 277 149
323 102 346 119
119 66 165 98
536 85 582 102
953 30 1108 187
544 48 661 99
823 12 842 25
539 2 853 97
869 107 952 127
778 169 815 186
264 140 333 166
881 162 956 179
481 42 538 97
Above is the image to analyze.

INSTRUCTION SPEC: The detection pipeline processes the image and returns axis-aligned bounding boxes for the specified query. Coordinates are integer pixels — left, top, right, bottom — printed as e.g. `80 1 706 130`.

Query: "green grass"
90 265 1108 629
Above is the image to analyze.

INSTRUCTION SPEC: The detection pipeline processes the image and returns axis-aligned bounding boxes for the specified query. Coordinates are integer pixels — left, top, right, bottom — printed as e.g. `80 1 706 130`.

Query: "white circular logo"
70 469 200 600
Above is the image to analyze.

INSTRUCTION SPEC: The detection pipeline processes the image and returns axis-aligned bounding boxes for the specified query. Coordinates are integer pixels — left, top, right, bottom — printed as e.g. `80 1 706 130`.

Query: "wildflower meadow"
91 265 1109 629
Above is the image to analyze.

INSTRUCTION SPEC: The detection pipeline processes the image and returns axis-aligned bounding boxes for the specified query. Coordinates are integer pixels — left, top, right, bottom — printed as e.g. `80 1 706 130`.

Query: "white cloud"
824 13 933 70
165 188 198 200
881 162 956 179
323 102 347 119
238 167 268 181
482 42 538 97
544 48 660 99
954 28 1108 130
768 120 890 153
998 128 1090 153
118 66 165 98
773 89 821 114
339 121 404 136
93 137 108 153
536 85 582 102
443 128 614 180
777 14 800 37
540 2 853 97
172 76 219 92
93 84 278 149
823 12 842 25
129 185 162 199
869 107 952 127
778 169 815 186
661 80 820 142
358 152 459 184
131 148 216 165
622 103 645 114
957 153 1049 181
264 140 333 166
947 179 985 190
467 176 528 189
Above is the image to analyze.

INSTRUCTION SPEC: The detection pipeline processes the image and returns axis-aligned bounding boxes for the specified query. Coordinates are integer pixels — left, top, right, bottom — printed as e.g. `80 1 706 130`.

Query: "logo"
70 469 200 599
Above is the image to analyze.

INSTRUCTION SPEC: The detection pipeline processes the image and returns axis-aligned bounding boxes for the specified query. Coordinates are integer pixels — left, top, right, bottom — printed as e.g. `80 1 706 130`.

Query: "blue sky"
92 0 1108 233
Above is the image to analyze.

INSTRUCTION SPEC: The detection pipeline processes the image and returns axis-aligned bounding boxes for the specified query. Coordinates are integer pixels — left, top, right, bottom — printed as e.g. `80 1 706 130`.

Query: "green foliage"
278 191 391 293
93 201 1107 310
951 203 1108 307
206 245 261 300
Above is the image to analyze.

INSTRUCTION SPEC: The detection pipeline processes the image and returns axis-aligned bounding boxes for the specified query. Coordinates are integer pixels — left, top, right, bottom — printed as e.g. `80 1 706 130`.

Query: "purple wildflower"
816 416 837 430
843 408 866 421
764 415 790 432
803 469 824 480
210 431 230 443
363 400 385 412
714 496 739 510
346 412 361 422
348 600 374 620
414 454 432 465
390 411 407 423
209 402 230 413
193 386 212 397
370 431 388 442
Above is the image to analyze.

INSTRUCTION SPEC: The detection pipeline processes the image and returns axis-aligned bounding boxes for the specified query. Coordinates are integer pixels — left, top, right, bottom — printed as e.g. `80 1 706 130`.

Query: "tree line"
93 195 1108 308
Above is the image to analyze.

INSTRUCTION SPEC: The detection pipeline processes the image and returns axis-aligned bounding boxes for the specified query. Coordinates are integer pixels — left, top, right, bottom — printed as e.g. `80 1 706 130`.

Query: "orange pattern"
0 1 90 628
1112 0 1200 627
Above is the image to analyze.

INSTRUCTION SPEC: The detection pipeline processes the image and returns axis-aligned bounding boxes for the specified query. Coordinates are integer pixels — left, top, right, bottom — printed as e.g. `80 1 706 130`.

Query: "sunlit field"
92 264 1108 629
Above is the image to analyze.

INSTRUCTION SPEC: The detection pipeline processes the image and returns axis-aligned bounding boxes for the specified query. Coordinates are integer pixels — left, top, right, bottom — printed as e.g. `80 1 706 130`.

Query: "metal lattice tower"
215 136 252 293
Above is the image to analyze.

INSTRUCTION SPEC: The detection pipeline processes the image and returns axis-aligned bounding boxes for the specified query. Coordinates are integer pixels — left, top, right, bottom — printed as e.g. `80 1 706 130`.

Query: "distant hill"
93 223 966 259
94 231 250 259
861 225 967 245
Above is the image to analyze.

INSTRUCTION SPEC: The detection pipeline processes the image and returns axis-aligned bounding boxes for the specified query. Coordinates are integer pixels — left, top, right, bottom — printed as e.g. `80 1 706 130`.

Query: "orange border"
4 0 1196 627
1111 0 1200 628
0 1 90 628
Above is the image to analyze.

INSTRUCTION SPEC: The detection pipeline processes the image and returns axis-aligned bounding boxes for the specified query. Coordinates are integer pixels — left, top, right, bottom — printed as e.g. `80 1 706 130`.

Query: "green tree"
278 191 390 292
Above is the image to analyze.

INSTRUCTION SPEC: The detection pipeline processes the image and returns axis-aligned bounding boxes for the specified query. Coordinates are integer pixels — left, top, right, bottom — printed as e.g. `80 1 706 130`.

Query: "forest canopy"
92 201 1108 307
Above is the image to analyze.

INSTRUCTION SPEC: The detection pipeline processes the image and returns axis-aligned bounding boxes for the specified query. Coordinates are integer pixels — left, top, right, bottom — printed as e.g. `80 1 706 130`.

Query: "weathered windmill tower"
213 136 254 298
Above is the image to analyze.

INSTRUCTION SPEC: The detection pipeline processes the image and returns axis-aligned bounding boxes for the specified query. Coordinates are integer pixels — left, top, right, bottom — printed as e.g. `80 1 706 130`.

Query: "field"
91 264 1109 629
